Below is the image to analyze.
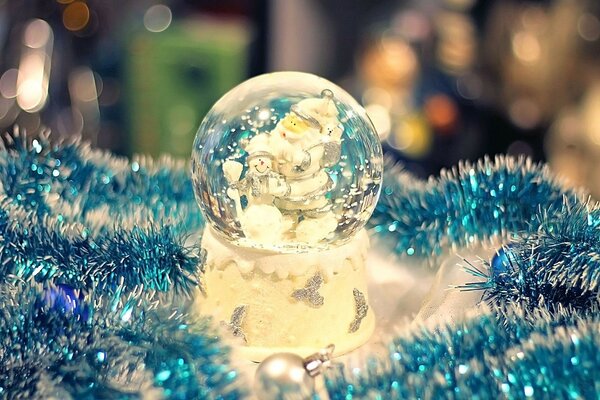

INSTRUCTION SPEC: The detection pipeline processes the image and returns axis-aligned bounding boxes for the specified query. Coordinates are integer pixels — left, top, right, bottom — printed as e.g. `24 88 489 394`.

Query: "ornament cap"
303 344 335 377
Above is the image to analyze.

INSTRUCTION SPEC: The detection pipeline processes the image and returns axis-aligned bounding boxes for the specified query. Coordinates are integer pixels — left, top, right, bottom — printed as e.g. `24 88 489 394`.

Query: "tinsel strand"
0 130 203 296
0 282 245 399
462 201 600 315
0 130 203 233
0 194 200 295
324 307 600 399
370 156 581 257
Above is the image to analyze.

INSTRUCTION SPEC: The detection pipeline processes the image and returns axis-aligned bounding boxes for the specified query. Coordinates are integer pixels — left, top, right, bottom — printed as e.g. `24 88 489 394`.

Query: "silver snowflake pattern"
291 273 324 308
197 249 208 296
348 288 368 333
223 305 248 342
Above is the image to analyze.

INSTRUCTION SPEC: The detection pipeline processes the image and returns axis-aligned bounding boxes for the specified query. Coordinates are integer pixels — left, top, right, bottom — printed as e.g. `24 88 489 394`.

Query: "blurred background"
1 0 600 196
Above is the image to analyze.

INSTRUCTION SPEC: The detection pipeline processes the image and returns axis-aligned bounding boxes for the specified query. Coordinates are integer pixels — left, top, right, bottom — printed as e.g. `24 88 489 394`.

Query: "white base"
237 313 375 362
195 227 374 362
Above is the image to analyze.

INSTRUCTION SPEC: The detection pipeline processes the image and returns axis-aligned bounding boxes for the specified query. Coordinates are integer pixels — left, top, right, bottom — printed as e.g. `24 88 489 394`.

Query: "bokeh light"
512 31 541 64
578 13 600 42
0 69 19 99
508 98 541 129
143 5 172 33
361 36 418 90
0 96 17 126
23 19 52 48
365 103 391 140
63 2 90 32
389 114 432 158
435 11 476 73
17 76 45 112
17 61 48 112
583 85 600 146
16 19 53 113
391 11 431 42
424 94 458 134
362 87 393 109
0 0 597 198
456 74 482 100
166 103 196 150
70 68 98 102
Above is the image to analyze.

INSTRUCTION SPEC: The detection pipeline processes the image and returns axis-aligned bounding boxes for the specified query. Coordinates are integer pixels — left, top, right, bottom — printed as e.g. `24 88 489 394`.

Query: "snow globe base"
236 315 375 362
195 227 375 362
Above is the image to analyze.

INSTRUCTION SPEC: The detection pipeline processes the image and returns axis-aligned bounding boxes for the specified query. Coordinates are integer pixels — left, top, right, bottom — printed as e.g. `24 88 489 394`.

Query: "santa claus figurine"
268 89 343 243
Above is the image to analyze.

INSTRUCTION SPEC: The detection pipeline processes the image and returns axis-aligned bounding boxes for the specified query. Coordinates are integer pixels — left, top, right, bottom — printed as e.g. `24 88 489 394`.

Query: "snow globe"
191 72 383 361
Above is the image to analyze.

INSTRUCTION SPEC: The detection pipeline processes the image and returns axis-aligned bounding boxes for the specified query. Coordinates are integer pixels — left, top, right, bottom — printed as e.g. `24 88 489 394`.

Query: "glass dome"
191 72 383 252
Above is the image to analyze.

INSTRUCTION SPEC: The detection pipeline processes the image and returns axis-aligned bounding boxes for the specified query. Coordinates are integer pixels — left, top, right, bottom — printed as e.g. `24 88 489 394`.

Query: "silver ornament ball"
254 352 314 400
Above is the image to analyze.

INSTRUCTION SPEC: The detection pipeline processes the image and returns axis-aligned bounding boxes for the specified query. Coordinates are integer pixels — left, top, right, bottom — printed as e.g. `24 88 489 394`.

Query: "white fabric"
414 246 494 327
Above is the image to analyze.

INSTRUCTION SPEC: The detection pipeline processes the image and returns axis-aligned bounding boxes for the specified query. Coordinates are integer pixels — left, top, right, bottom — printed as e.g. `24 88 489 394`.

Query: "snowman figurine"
268 89 343 243
223 134 289 244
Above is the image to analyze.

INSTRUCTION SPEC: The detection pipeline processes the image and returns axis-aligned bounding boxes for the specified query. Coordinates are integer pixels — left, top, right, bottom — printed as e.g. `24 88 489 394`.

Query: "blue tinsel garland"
0 282 244 399
370 157 581 257
463 202 600 314
0 132 201 295
324 307 600 399
1 130 599 399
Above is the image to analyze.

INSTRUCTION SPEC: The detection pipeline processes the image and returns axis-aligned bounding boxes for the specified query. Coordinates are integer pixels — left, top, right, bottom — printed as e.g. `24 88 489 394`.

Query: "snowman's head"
247 152 273 175
245 134 275 174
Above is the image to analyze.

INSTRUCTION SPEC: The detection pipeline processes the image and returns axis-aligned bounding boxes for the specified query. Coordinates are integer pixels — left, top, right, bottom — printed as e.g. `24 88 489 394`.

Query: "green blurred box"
125 17 250 158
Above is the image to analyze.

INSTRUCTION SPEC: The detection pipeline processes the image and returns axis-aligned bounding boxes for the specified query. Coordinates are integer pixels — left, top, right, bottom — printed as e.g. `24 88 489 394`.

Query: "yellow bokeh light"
63 2 90 32
512 31 541 64
391 114 432 158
